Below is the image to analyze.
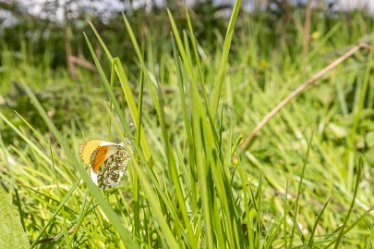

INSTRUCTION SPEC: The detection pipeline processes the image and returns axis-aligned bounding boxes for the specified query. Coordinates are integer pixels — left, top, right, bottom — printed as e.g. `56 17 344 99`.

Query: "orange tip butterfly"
80 139 131 189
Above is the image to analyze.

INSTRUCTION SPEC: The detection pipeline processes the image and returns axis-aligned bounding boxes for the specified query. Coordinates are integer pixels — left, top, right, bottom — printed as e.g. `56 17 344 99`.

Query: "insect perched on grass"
80 140 132 189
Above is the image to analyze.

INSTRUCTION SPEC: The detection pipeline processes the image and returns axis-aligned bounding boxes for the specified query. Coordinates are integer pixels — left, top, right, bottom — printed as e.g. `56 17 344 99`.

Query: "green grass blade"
167 9 196 84
210 0 242 120
308 198 330 248
333 159 362 249
88 25 152 162
30 180 79 248
21 82 140 249
88 22 113 61
132 160 181 248
289 131 314 247
112 57 152 161
83 33 129 132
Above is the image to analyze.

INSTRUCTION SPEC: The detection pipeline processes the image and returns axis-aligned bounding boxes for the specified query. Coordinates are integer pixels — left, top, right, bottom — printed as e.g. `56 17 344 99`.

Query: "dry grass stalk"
240 43 372 151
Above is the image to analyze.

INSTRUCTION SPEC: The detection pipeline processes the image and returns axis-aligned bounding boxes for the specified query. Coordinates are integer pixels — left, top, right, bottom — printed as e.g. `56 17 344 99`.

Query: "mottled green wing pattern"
97 147 131 190
0 188 30 249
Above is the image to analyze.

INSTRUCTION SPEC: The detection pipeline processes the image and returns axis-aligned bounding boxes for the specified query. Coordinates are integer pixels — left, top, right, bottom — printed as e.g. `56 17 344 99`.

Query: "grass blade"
210 0 242 120
21 82 140 249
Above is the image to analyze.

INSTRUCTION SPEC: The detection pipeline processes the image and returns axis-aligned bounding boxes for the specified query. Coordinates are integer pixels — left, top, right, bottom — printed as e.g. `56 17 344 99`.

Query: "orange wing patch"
80 140 101 164
91 146 109 173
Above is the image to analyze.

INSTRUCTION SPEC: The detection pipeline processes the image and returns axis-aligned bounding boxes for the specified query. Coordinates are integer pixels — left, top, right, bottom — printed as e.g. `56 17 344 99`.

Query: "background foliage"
0 0 373 248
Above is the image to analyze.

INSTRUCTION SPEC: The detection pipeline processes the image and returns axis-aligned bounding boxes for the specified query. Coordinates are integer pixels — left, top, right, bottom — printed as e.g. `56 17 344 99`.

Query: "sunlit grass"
0 3 373 249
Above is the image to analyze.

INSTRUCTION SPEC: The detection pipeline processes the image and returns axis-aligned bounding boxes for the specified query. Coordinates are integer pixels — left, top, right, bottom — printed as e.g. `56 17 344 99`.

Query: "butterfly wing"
90 146 110 173
80 140 101 164
81 139 130 189
97 146 130 189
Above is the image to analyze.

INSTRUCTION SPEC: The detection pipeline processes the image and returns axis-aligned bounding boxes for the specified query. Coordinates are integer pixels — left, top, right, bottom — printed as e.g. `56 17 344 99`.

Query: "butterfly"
80 139 131 189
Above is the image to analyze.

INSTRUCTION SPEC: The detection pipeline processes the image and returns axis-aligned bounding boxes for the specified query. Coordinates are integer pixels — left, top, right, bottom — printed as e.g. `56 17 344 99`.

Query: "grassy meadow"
0 2 373 248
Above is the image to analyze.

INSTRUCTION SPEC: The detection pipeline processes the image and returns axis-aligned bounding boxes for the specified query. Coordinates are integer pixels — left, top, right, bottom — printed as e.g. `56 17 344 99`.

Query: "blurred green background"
0 0 373 248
